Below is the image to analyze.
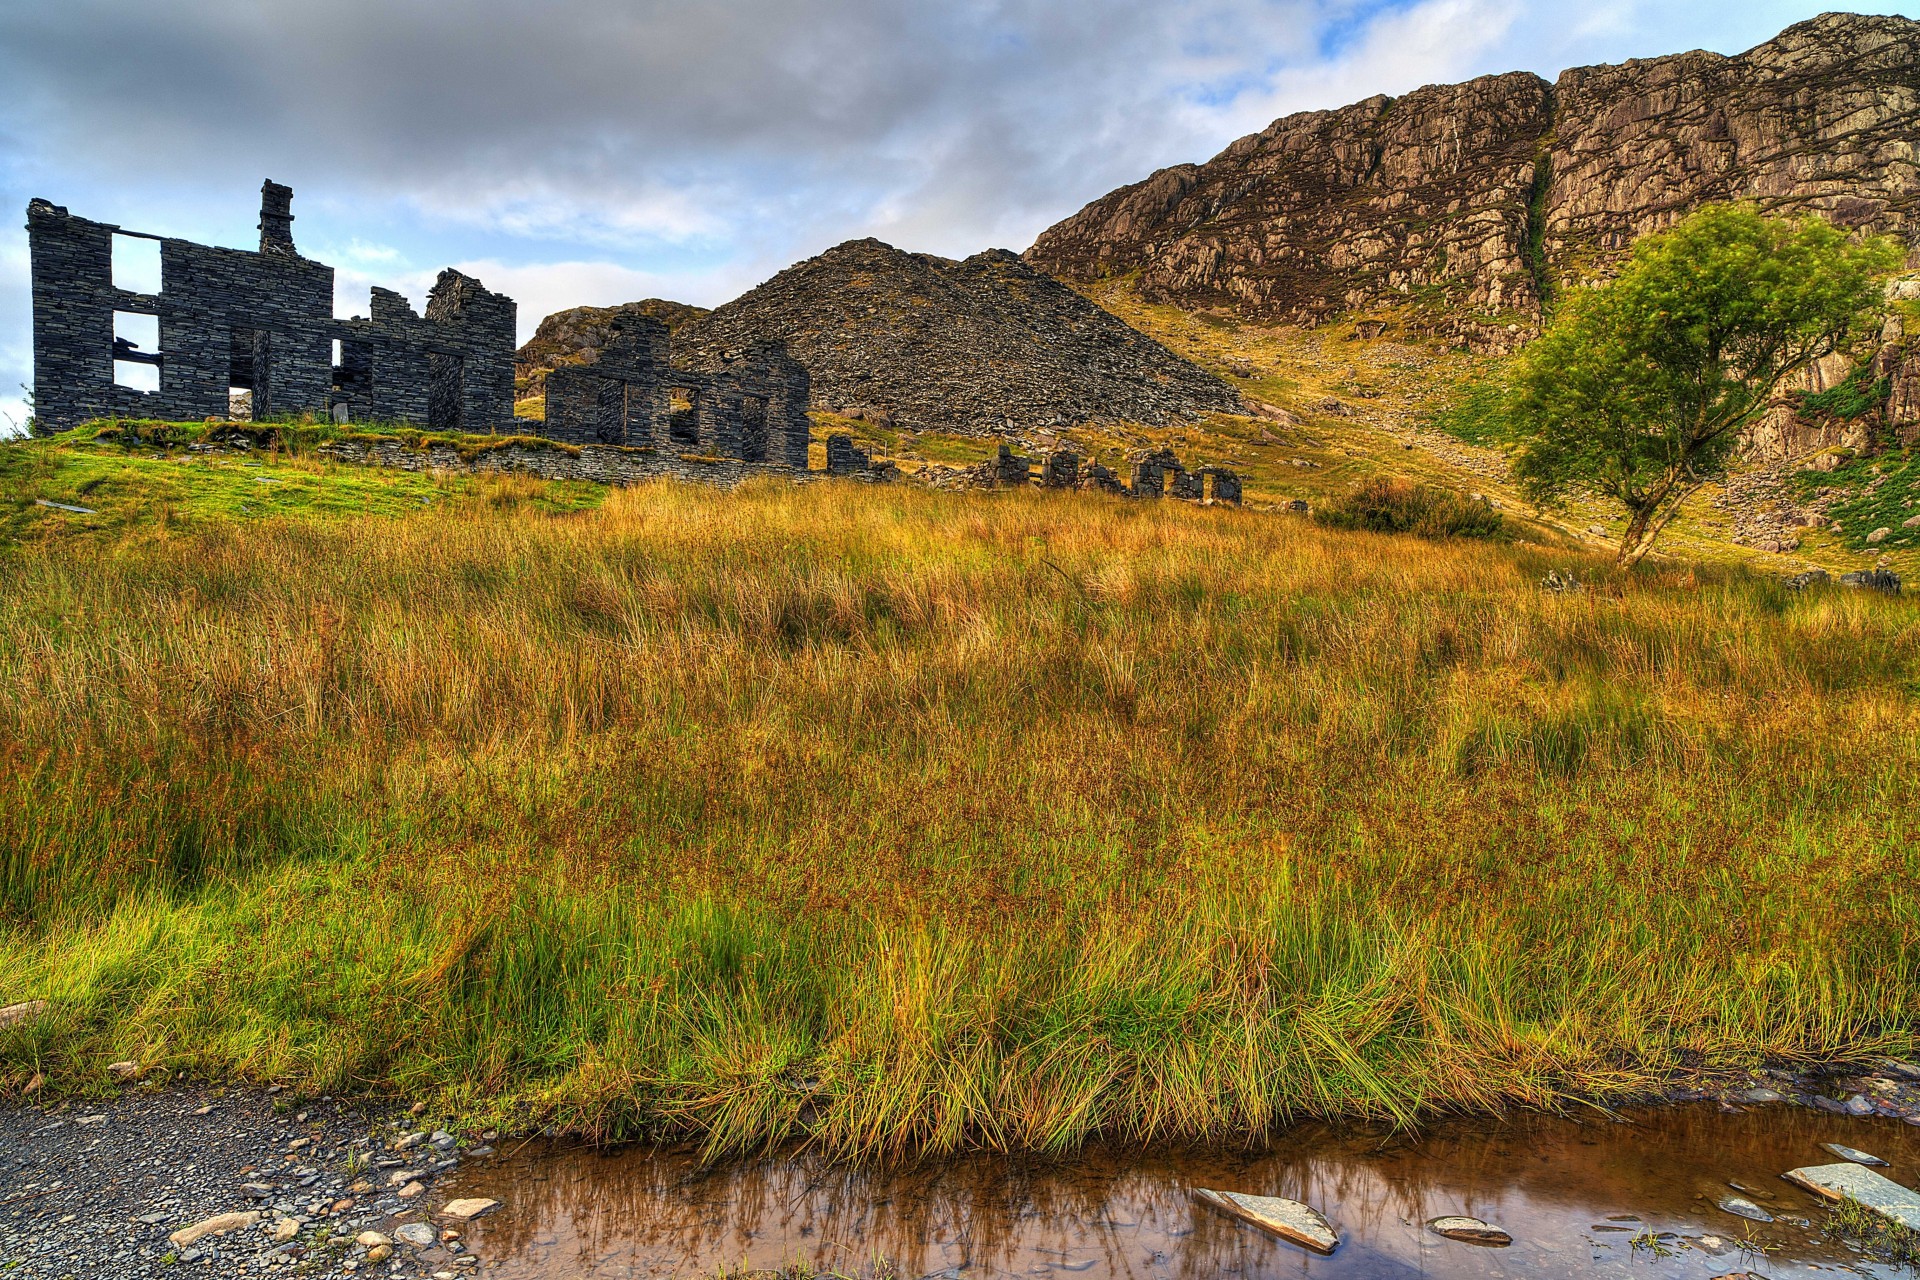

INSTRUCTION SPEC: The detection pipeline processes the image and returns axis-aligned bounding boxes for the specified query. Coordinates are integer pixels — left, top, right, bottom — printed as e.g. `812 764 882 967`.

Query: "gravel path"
1 1087 500 1279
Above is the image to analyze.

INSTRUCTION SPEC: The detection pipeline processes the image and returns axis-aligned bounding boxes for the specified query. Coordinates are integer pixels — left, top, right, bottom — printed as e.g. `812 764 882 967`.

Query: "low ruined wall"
316 438 823 488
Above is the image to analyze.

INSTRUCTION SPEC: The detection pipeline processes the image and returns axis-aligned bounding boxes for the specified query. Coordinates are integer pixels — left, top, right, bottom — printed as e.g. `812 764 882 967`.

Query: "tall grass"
2 472 1919 1157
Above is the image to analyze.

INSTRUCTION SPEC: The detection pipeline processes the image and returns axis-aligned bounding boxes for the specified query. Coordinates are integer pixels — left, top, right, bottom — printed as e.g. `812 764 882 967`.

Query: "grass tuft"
1 438 1918 1157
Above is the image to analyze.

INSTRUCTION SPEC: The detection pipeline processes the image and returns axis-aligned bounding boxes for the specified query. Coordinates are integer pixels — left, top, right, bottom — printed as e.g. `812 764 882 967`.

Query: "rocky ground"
4 1059 1918 1279
0 1087 504 1280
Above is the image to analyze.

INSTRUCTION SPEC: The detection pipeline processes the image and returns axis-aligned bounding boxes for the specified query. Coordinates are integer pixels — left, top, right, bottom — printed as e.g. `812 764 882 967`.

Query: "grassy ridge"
3 448 1919 1158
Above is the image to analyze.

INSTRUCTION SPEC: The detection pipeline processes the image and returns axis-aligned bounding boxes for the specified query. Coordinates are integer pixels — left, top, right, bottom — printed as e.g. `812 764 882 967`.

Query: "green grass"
1825 1196 1920 1266
2 434 1919 1160
0 426 604 544
1798 450 1920 554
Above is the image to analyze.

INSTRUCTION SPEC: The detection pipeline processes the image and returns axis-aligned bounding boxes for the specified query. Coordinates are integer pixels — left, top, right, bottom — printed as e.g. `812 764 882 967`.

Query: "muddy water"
440 1107 1920 1279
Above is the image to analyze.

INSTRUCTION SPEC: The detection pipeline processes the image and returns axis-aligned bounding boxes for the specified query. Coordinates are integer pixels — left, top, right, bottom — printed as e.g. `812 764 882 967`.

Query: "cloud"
0 0 1912 436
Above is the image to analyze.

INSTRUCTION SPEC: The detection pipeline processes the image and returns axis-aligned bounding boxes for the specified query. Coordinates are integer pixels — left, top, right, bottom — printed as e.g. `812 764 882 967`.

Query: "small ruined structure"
27 181 516 433
1121 448 1240 502
540 314 811 469
958 443 1238 503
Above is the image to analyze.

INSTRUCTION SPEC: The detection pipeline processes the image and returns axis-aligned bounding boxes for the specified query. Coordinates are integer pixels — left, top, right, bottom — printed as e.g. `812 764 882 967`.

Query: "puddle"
440 1106 1920 1278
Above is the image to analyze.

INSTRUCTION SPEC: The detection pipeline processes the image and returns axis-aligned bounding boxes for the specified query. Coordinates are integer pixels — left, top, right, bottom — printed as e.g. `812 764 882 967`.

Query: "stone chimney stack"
258 180 295 256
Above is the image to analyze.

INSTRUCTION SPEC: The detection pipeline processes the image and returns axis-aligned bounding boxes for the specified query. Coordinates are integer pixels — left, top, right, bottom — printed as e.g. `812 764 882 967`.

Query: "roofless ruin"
25 181 1237 503
27 181 517 434
26 180 819 468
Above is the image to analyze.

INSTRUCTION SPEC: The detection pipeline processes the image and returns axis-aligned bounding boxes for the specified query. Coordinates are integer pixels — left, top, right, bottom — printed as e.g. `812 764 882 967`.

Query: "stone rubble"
0 1087 500 1279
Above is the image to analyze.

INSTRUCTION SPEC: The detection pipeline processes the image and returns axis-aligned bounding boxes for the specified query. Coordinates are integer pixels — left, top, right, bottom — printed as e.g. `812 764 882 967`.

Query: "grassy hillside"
3 430 1918 1156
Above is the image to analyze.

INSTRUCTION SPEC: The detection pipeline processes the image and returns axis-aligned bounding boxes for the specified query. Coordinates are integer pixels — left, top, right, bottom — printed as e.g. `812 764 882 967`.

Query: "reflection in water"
443 1107 1920 1278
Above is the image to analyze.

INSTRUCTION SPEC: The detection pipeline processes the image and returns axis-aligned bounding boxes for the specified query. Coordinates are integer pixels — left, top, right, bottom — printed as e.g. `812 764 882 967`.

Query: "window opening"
112 311 160 392
111 234 162 295
668 387 700 445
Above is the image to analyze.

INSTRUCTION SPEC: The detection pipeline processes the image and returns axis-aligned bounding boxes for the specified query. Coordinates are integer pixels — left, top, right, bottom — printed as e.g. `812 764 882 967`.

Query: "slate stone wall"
540 314 812 470
28 181 518 434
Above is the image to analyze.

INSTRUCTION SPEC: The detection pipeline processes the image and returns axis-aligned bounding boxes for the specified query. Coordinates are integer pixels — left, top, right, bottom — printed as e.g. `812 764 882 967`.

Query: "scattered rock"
1192 1188 1338 1254
396 1222 439 1248
1822 1143 1888 1167
272 1218 300 1243
1845 1094 1876 1116
1540 569 1583 593
168 1210 261 1248
356 1230 391 1247
0 999 47 1028
1716 1195 1775 1223
440 1197 502 1221
1427 1215 1512 1245
1867 527 1893 543
1839 569 1902 593
1738 1087 1786 1103
1782 569 1829 591
105 1060 138 1079
398 1180 427 1199
367 1243 393 1263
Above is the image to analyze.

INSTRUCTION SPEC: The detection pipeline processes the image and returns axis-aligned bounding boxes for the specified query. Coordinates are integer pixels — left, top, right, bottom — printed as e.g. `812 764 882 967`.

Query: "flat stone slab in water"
1820 1142 1888 1167
1192 1188 1339 1254
1427 1215 1512 1245
1716 1195 1774 1223
1783 1163 1920 1229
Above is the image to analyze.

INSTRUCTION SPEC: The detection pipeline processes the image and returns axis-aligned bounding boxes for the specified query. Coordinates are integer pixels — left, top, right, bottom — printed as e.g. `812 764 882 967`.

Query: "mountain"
669 238 1243 435
1026 12 1920 351
515 299 711 399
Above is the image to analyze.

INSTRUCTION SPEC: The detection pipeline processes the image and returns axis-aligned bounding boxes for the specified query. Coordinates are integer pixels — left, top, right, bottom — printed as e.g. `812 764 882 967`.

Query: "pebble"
439 1198 502 1221
1 1088 471 1278
1428 1215 1512 1245
1716 1196 1774 1224
395 1223 438 1248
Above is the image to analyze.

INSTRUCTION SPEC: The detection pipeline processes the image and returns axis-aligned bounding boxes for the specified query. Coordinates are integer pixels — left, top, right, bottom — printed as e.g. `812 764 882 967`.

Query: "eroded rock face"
671 238 1242 436
1027 13 1920 354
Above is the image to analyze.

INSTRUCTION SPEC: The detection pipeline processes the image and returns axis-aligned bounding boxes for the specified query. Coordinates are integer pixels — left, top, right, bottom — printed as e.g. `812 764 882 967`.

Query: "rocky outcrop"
515 299 710 398
1028 13 1920 354
670 238 1243 435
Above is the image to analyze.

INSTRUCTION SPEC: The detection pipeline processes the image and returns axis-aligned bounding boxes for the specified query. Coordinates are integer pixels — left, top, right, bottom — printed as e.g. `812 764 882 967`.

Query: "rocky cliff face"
671 238 1242 435
1028 13 1920 352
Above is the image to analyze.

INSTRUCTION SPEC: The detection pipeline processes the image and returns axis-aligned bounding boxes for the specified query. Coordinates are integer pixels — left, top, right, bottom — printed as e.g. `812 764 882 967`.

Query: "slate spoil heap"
514 299 711 400
1027 12 1920 352
670 238 1245 436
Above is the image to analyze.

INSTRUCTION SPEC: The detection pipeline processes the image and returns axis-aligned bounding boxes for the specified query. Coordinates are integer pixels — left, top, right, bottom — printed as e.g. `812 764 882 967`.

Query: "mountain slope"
670 238 1243 435
1027 12 1920 351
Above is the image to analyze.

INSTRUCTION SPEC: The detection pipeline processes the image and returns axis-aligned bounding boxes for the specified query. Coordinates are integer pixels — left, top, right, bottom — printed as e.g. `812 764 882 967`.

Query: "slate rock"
1427 1215 1512 1245
1821 1142 1888 1167
1784 1163 1920 1229
1716 1195 1774 1223
1192 1188 1338 1254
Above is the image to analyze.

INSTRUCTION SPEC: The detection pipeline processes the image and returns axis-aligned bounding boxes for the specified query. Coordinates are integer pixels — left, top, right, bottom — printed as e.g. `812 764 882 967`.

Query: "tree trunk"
1616 504 1658 567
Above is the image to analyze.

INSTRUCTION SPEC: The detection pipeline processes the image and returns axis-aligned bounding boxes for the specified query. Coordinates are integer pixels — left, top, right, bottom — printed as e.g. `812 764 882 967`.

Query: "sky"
2 0 1916 434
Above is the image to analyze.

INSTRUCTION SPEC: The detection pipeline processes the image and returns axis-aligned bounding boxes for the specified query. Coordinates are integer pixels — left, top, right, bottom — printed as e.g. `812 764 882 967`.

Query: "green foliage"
1313 476 1504 539
1797 450 1920 552
1797 365 1892 421
1509 203 1903 565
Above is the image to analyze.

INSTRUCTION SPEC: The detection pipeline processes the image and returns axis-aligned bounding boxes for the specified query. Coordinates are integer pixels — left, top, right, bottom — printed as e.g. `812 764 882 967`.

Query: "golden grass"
2 466 1919 1157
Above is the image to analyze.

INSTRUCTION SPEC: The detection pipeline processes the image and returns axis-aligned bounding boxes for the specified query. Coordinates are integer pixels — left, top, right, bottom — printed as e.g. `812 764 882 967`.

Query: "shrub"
1312 477 1505 540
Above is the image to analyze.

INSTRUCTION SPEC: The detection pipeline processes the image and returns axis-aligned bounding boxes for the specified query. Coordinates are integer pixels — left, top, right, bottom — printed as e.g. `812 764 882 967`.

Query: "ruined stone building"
540 313 812 469
27 181 516 433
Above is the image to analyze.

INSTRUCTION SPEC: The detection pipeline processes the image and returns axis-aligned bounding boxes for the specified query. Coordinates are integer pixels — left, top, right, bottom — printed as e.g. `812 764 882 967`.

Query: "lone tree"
1509 203 1903 566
